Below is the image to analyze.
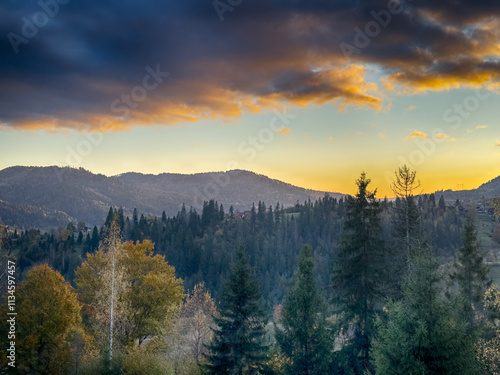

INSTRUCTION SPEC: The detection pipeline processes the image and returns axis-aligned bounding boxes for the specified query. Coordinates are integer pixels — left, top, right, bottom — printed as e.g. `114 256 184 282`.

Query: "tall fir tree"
276 244 332 375
104 206 114 228
332 172 386 374
372 246 481 374
204 246 268 375
438 195 447 212
91 226 100 251
451 217 491 331
428 193 436 209
391 164 421 263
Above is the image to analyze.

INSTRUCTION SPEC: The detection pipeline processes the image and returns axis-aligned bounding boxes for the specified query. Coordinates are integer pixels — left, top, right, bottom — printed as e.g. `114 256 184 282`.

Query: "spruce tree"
77 231 83 244
438 195 447 212
91 226 100 251
451 217 491 331
276 244 332 375
372 246 481 374
204 246 268 375
332 172 386 374
104 206 114 228
428 193 436 209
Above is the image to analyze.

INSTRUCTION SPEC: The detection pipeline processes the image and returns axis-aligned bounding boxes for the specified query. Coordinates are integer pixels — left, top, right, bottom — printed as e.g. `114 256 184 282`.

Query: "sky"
0 0 500 197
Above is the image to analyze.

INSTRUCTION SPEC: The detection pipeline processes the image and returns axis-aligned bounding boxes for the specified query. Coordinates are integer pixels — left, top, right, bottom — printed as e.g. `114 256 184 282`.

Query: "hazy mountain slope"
477 176 500 196
0 199 77 230
434 175 500 204
0 166 343 229
116 169 337 210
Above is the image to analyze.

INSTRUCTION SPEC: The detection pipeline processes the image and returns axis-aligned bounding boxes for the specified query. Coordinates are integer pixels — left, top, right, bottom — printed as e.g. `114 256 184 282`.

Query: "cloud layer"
1 0 499 131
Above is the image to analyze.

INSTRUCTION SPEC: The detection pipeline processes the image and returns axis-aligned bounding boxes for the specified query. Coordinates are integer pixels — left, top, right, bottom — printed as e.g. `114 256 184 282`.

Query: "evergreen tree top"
219 247 264 316
205 245 268 375
277 244 332 375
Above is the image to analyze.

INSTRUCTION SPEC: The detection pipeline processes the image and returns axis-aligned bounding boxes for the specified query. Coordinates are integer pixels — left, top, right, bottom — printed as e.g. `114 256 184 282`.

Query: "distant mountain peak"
0 166 343 230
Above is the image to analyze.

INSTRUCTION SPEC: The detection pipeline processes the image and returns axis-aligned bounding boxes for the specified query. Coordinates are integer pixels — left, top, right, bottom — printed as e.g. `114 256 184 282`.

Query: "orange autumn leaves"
0 234 184 374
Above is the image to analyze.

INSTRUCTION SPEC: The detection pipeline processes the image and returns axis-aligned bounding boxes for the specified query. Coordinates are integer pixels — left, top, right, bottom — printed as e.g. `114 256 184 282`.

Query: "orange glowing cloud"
407 131 428 139
277 127 291 135
2 2 500 133
434 133 457 141
384 66 500 94
3 64 385 132
257 65 385 113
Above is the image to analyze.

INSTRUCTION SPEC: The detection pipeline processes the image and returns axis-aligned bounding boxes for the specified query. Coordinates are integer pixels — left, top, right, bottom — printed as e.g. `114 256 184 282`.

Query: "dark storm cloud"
0 0 498 131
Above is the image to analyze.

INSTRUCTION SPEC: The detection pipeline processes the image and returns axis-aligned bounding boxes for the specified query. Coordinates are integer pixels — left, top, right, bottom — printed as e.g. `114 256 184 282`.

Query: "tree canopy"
0 265 81 374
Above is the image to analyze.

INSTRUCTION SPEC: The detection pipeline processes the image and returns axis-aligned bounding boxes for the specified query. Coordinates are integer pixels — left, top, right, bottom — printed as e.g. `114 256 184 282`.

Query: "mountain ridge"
435 175 500 203
1 166 499 230
0 166 344 230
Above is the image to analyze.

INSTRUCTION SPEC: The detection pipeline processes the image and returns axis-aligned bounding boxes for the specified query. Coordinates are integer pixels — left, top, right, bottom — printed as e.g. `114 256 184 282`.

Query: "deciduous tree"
478 285 500 374
391 164 421 263
180 283 216 365
75 225 183 368
0 265 81 374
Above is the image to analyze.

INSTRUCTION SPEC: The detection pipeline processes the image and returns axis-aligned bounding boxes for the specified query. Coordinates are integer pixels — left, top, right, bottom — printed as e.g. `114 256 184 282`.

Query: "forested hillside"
1 169 500 374
0 166 341 229
2 191 486 307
